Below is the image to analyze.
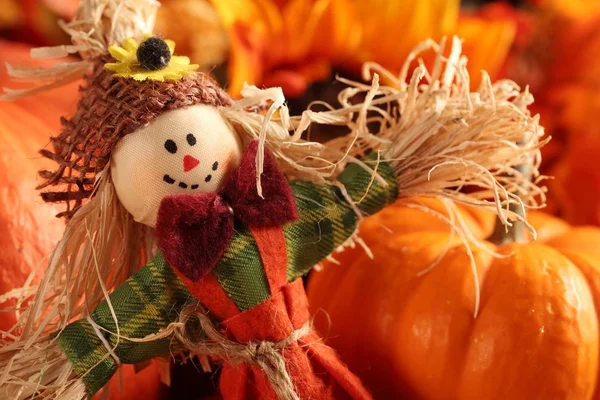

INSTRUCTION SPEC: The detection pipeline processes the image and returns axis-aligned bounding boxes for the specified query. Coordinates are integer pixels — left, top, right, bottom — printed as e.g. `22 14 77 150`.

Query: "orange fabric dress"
179 226 372 400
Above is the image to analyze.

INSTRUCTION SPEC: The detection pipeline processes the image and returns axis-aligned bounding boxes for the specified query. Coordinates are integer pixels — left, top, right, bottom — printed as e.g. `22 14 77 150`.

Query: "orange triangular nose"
183 155 200 172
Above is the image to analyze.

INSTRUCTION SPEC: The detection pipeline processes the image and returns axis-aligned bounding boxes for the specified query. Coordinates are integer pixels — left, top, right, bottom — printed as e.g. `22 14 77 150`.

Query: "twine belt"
175 304 312 400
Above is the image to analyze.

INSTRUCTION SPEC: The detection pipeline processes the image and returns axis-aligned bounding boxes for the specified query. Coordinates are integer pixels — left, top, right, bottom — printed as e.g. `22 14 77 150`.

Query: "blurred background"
2 1 600 398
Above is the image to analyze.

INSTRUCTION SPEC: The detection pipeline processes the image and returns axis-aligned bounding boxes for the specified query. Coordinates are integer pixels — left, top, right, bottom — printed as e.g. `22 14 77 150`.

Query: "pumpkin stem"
489 163 531 244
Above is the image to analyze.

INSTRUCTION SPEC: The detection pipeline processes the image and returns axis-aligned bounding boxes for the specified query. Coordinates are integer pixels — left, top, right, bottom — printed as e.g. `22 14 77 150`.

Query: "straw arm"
54 254 190 396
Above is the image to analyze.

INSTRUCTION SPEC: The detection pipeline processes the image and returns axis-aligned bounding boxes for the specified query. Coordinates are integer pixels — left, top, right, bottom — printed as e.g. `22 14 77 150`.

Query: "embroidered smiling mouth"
163 174 201 190
162 161 219 190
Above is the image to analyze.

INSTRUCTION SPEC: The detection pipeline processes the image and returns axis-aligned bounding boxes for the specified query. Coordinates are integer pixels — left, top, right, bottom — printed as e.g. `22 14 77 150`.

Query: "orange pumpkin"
0 39 77 331
308 198 600 399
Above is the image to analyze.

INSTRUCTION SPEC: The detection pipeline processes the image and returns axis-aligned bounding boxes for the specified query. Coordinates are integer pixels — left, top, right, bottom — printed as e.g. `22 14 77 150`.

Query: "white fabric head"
111 104 242 227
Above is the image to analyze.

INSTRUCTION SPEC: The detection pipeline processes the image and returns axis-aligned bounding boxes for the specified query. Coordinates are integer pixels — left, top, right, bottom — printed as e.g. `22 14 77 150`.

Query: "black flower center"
137 37 171 71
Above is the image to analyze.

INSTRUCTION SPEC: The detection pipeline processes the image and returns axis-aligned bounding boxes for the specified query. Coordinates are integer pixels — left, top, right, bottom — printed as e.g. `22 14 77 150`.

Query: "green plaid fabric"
211 225 270 311
284 155 398 280
55 253 191 396
55 156 398 396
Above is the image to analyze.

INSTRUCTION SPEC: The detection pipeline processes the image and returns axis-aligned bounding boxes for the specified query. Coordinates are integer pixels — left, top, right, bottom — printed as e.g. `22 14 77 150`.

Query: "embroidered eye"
187 133 197 146
164 139 177 154
212 161 218 171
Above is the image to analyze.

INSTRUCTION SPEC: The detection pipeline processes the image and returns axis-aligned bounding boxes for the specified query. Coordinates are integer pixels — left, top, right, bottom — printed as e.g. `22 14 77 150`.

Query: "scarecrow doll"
0 0 544 399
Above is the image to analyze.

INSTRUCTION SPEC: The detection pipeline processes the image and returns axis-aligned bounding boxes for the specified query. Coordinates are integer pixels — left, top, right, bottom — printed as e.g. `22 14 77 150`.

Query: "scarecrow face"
111 104 243 226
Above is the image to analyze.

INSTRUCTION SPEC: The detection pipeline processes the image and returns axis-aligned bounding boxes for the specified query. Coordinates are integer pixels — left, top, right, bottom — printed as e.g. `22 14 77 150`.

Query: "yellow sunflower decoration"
105 35 199 81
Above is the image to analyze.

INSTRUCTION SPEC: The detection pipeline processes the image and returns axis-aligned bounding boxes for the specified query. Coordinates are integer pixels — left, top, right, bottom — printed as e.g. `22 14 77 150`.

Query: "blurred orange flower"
507 1 600 224
0 0 77 45
545 17 600 224
0 0 22 31
551 134 600 226
156 0 230 72
529 0 600 19
212 0 518 97
349 0 459 73
458 3 519 87
355 1 517 89
210 0 361 97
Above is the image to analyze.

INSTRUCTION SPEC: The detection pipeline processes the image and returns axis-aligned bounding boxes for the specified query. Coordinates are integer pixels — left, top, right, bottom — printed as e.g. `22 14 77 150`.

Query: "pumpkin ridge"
309 203 600 399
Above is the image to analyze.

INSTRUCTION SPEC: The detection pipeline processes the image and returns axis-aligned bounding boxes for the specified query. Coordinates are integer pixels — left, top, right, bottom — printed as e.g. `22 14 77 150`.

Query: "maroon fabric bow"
155 140 298 282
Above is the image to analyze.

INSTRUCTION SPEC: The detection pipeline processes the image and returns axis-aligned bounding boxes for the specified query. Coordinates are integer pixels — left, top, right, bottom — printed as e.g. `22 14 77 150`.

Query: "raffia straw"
325 36 545 227
174 303 311 400
0 336 85 400
0 0 159 100
220 84 360 190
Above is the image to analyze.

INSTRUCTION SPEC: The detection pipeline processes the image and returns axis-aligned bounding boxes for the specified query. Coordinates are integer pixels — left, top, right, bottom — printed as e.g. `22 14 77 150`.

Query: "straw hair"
219 85 355 192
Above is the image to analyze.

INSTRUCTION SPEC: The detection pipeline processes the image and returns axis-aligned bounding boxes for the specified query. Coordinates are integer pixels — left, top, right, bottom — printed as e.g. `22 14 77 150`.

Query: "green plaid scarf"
55 155 398 396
